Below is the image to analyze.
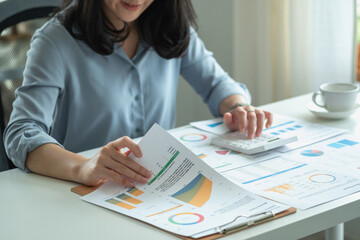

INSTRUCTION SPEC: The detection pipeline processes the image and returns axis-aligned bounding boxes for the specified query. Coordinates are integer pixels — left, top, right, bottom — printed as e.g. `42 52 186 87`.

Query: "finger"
105 158 149 184
123 149 152 178
230 108 247 132
255 110 265 137
100 146 150 183
223 112 237 131
105 147 151 178
111 136 142 158
246 109 257 139
102 167 136 187
264 111 273 128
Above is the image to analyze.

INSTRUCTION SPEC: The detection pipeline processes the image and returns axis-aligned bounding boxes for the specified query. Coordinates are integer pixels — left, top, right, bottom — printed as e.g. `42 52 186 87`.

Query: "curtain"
233 0 357 106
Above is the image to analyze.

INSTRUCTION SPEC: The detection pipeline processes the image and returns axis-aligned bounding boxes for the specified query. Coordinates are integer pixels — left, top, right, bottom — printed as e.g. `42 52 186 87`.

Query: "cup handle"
312 91 325 108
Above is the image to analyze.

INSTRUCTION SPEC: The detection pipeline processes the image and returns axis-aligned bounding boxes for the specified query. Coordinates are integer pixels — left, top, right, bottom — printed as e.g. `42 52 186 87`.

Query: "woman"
4 0 272 187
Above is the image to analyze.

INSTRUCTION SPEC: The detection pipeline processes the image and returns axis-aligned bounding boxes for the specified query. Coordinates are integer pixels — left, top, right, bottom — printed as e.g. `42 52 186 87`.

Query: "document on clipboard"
76 124 294 239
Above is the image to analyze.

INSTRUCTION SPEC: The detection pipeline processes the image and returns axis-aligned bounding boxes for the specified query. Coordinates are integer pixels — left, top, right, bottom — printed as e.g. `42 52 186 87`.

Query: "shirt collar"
113 41 150 64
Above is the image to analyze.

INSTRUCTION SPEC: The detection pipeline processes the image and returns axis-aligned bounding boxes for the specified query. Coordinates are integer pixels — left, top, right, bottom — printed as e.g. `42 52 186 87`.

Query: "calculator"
211 131 298 154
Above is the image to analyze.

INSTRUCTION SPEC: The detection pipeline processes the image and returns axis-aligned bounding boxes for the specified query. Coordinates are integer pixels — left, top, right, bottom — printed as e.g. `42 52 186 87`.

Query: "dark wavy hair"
57 0 197 59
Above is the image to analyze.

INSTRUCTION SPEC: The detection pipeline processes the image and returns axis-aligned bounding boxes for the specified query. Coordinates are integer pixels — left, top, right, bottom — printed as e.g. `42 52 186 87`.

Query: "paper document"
263 114 347 152
190 115 346 153
170 127 280 173
190 118 229 135
282 134 360 176
223 155 360 210
81 124 289 238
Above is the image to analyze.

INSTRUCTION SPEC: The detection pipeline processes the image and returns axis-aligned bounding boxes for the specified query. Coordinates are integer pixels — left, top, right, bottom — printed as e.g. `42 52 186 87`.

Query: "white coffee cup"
312 83 359 112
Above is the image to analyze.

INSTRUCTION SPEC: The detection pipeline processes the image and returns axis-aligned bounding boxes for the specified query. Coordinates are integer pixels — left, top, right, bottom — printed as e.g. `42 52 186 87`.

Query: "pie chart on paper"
215 150 229 155
300 150 324 157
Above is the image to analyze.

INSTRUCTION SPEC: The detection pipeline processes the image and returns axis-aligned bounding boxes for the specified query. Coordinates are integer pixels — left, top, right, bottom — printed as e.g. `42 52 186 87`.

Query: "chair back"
0 0 62 171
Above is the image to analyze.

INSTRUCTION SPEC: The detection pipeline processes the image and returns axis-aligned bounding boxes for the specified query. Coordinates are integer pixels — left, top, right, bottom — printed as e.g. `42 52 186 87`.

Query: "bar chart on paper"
127 187 144 196
117 193 143 204
263 114 346 152
222 156 360 209
264 121 303 136
106 198 136 210
265 184 295 195
190 118 230 134
282 134 360 172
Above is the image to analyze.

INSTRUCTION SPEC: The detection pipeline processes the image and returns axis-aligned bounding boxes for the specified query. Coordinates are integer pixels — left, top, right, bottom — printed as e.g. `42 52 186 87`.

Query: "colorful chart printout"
168 213 205 225
171 174 212 207
207 121 223 128
148 150 179 185
215 150 229 155
146 205 183 218
117 193 143 204
263 120 303 136
214 163 232 169
106 198 136 210
215 150 238 156
309 174 336 183
180 133 207 142
265 184 294 195
127 187 144 196
327 139 359 149
301 150 324 157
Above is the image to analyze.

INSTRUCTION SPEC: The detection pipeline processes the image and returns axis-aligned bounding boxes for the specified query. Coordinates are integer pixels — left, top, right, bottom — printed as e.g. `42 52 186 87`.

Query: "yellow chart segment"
117 193 143 205
116 202 136 210
197 154 207 159
106 198 136 210
188 178 212 207
146 205 183 218
127 187 144 197
171 174 213 207
265 183 294 195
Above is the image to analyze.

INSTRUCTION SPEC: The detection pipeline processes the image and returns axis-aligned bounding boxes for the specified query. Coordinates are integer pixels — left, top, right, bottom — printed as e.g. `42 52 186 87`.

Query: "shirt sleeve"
180 28 251 117
3 29 65 171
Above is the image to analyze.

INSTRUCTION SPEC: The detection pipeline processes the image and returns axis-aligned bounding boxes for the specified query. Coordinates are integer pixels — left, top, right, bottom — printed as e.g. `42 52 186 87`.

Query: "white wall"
176 0 265 127
176 0 236 126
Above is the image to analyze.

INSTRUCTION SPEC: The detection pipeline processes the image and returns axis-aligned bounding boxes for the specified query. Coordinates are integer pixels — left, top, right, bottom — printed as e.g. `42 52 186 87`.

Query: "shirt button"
136 128 141 133
135 95 140 101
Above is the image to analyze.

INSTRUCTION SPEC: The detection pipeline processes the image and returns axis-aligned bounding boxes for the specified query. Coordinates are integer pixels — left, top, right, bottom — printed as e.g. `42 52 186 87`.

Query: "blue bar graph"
327 139 359 149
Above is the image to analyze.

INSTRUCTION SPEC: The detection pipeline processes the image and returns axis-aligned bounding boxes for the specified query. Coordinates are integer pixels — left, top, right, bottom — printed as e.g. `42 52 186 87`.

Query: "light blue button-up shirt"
4 18 251 171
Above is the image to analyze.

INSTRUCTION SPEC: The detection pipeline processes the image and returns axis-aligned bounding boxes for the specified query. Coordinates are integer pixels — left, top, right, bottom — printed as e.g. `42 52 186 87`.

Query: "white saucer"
306 102 360 119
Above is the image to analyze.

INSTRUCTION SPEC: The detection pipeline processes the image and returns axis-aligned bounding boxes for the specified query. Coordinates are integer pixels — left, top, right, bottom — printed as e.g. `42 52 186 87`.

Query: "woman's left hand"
223 105 273 139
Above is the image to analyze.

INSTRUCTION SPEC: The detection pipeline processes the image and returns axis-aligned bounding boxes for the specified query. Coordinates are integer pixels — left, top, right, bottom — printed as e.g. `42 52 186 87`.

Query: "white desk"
1 93 360 240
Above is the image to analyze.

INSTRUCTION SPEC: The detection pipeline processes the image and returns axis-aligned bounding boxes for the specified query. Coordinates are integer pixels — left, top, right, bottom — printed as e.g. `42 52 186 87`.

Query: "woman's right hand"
77 136 152 187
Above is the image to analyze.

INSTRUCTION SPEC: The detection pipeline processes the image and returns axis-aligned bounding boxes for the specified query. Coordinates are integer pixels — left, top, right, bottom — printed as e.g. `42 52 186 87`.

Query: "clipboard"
71 184 296 240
